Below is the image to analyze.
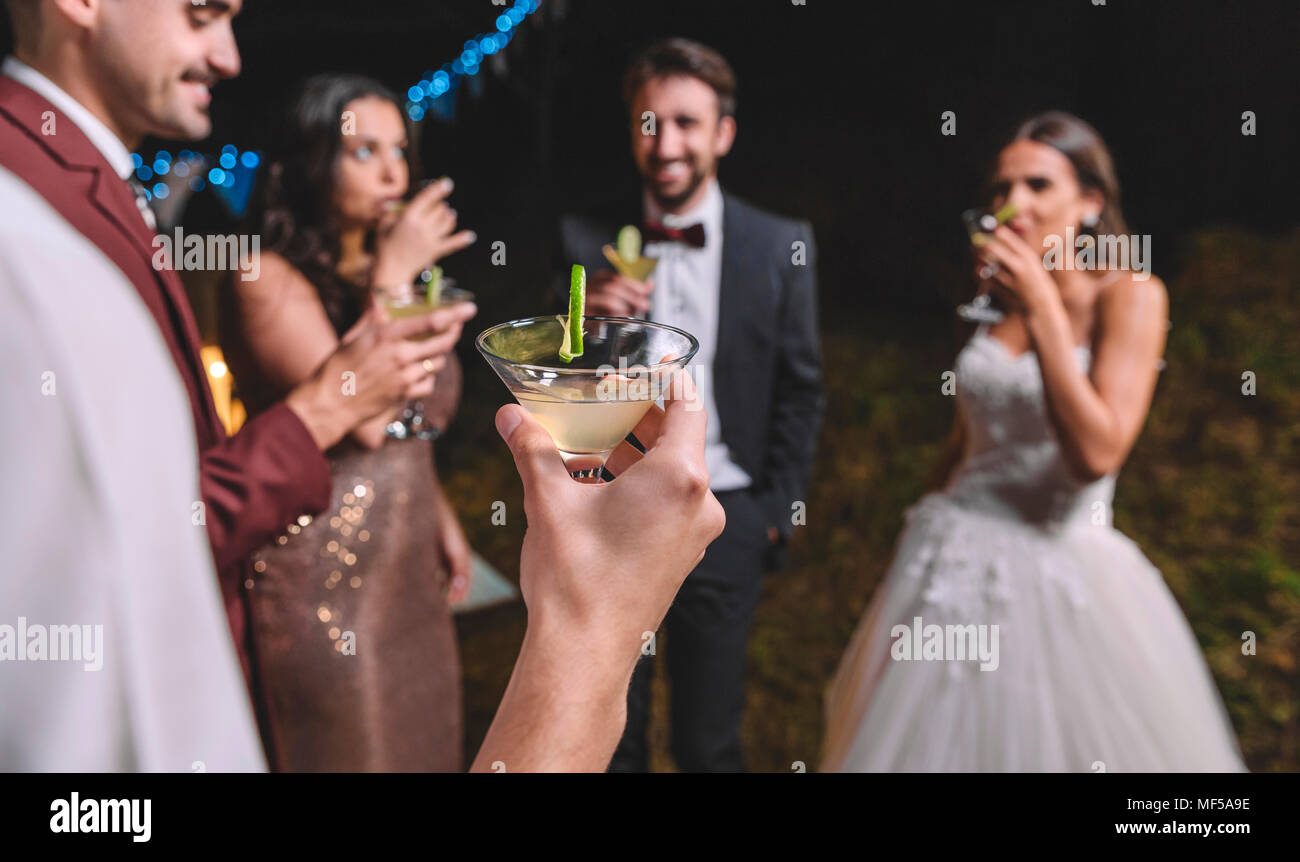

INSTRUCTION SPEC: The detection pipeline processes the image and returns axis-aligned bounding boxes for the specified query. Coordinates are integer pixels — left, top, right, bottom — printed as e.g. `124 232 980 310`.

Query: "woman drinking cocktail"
220 74 476 771
821 112 1245 772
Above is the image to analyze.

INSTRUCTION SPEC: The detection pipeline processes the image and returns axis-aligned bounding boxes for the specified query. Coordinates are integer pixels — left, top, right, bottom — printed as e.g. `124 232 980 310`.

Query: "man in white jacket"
0 165 266 771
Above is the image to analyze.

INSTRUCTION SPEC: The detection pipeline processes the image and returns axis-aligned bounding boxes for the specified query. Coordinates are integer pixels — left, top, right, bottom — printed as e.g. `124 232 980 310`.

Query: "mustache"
647 157 696 171
180 69 218 87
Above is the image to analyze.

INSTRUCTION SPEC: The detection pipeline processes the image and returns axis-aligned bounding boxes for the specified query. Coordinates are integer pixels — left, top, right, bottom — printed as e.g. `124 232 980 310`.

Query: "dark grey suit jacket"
556 188 824 568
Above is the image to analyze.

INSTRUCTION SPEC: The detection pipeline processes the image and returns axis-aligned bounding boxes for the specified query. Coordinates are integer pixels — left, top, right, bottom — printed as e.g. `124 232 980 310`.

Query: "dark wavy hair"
991 111 1129 237
248 73 421 334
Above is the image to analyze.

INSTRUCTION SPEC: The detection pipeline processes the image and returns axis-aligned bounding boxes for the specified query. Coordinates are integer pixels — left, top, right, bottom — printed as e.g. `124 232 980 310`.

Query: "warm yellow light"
200 344 245 434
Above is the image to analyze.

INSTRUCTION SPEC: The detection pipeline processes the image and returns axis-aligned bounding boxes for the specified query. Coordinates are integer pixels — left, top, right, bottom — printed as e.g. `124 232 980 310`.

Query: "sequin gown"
236 353 464 773
820 324 1246 772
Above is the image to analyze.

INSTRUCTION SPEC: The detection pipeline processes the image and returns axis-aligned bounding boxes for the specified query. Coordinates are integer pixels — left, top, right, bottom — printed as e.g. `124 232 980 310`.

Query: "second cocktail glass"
377 278 475 440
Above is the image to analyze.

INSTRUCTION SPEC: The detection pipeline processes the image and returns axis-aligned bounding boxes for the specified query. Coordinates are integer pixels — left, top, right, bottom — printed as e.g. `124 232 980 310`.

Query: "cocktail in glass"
375 278 475 440
602 226 658 320
957 205 1016 323
378 278 474 324
601 245 659 282
477 315 698 480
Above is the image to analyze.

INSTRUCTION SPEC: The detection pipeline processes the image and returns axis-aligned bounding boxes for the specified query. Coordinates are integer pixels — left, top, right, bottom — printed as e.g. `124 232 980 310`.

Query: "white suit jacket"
0 164 265 772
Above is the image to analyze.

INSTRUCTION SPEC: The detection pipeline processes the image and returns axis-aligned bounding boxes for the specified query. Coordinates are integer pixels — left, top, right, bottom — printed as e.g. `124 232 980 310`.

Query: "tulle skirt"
820 493 1247 772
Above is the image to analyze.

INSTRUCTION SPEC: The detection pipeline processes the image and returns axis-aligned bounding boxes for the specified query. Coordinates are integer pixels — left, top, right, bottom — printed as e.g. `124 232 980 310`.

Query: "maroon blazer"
0 77 332 714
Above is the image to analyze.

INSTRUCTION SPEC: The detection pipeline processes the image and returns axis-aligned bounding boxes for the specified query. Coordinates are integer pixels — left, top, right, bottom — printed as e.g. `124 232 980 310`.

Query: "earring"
1081 211 1100 229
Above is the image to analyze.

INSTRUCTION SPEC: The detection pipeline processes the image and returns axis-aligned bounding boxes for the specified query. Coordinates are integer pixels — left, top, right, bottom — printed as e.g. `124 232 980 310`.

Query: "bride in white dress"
821 112 1245 772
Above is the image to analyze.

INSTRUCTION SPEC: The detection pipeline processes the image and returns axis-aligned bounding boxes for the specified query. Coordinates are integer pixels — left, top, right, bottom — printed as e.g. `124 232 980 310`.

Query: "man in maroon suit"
0 0 475 761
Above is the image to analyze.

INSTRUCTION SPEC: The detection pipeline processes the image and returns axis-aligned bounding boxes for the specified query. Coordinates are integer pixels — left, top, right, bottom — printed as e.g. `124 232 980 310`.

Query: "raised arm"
228 252 391 449
1031 273 1168 481
204 254 475 569
471 370 725 772
978 224 1169 482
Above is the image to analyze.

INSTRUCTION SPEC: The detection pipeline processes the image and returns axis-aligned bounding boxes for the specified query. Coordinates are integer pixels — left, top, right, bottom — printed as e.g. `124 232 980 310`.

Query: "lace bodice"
942 326 1116 530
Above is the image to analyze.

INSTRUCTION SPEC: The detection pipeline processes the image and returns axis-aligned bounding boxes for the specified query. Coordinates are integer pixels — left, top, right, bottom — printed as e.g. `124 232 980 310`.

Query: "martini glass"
477 315 698 480
376 278 475 440
602 230 657 321
957 207 1009 324
602 245 659 282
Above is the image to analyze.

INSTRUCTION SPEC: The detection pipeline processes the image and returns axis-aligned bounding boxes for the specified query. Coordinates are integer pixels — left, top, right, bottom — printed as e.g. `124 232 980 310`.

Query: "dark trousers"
608 489 768 773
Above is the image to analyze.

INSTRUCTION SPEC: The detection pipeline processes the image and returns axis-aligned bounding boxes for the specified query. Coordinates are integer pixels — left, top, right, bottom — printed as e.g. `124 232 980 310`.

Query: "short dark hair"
622 38 737 119
3 0 39 55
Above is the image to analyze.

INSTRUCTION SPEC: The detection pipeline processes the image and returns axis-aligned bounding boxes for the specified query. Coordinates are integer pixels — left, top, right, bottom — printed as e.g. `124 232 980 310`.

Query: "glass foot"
561 453 608 483
957 293 1005 324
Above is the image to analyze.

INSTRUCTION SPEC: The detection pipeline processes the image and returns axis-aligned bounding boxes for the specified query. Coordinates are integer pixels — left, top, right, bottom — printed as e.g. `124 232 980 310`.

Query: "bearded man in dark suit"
557 38 824 772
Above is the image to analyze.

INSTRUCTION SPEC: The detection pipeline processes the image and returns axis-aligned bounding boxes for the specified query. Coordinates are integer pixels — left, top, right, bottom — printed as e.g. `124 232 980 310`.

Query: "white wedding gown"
820 325 1246 772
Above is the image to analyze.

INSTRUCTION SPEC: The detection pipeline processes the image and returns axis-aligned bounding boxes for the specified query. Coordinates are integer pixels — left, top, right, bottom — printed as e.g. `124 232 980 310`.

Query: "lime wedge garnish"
558 264 585 363
602 244 658 281
992 203 1018 225
602 244 627 271
616 225 642 263
426 265 443 305
972 203 1018 242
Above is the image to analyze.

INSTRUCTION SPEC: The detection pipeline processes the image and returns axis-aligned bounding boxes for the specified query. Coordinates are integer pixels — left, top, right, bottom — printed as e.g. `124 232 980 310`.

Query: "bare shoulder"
1098 271 1169 337
232 250 331 339
237 249 318 304
243 249 308 288
1100 271 1168 315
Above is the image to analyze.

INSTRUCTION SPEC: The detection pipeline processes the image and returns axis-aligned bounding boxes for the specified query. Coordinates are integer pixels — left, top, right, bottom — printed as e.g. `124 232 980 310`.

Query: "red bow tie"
643 221 706 248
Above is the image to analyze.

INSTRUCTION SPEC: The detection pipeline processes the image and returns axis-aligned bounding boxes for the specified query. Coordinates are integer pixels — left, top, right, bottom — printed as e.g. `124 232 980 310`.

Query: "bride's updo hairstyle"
998 111 1130 238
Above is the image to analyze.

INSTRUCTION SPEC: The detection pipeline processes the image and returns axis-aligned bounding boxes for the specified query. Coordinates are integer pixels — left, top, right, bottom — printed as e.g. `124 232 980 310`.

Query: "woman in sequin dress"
220 74 478 771
821 113 1245 772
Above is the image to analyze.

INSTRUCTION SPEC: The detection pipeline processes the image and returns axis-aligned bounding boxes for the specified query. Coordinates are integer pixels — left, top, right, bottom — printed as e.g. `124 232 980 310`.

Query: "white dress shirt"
0 63 265 771
644 178 752 491
3 57 135 181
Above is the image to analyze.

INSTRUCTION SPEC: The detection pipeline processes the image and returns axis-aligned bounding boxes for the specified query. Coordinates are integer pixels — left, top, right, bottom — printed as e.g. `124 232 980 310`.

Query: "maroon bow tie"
643 221 706 248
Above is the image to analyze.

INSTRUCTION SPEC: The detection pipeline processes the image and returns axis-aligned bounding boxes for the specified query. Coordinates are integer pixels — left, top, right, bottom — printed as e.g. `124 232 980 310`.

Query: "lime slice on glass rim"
971 203 1018 246
558 264 585 363
616 225 642 264
992 203 1018 224
425 265 443 305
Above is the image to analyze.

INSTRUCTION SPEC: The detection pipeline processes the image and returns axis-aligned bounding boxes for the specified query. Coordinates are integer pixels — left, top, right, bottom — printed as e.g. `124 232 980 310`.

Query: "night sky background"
3 0 1295 349
186 0 1300 334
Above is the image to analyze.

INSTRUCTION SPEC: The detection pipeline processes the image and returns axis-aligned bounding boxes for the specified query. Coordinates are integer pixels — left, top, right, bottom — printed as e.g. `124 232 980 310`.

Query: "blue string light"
130 1 542 214
402 0 541 121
